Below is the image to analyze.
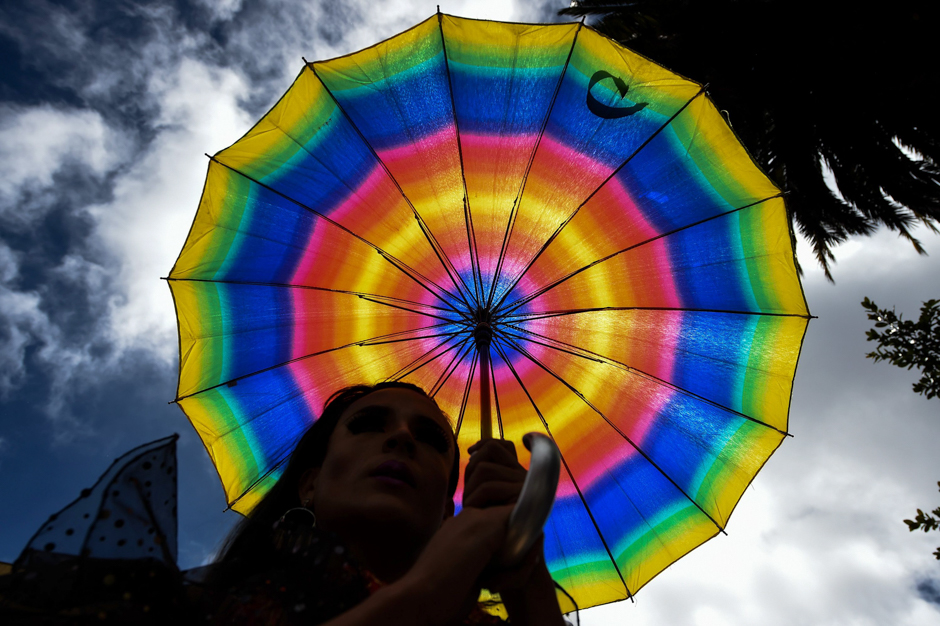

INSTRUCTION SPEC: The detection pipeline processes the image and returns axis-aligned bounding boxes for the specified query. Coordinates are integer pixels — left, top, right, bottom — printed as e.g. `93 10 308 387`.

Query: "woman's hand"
464 438 566 626
463 438 537 591
322 504 514 626
399 503 515 626
463 439 527 509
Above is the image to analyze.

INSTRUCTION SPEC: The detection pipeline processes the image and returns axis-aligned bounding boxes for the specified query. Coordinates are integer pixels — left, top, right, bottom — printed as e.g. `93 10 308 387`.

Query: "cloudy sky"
1 1 938 624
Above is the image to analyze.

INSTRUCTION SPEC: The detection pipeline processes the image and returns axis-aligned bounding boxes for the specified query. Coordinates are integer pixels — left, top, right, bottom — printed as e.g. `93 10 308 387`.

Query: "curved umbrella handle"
498 432 561 566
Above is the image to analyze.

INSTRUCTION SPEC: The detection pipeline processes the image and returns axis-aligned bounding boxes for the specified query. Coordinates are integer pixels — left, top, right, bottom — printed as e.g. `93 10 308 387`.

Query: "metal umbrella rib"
503 306 813 322
306 63 479 311
491 87 707 314
499 321 792 436
496 193 785 318
385 332 470 383
175 324 464 404
492 327 727 535
485 20 585 310
437 10 485 307
167 277 466 321
209 156 468 313
490 339 634 601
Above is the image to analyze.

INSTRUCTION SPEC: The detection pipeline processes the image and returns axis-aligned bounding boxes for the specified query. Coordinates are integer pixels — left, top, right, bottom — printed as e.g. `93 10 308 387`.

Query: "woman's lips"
369 460 416 487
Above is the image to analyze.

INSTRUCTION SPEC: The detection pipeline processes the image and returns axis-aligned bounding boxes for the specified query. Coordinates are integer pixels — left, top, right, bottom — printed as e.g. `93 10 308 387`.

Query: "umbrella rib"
207 326 468 448
207 156 466 313
166 276 465 323
484 20 585 310
454 348 480 437
175 327 463 403
491 88 706 313
227 450 293 511
220 325 449 511
499 326 602 363
490 340 634 601
502 305 813 322
253 110 475 310
493 328 728 536
360 329 464 347
305 63 478 312
248 112 476 313
430 337 475 397
385 332 467 383
355 296 465 325
501 323 791 437
437 11 485 307
496 192 782 317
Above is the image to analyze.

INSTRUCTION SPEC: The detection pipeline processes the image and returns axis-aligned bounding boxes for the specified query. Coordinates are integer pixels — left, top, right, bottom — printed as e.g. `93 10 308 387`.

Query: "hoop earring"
272 503 318 554
278 506 317 527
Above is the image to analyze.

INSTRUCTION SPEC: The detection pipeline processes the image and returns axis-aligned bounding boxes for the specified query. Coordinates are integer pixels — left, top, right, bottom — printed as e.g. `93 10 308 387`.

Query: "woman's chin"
326 493 442 536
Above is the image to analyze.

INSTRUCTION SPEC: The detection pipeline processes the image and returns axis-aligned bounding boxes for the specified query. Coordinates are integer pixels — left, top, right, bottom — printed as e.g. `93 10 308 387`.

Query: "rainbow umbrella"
168 12 809 611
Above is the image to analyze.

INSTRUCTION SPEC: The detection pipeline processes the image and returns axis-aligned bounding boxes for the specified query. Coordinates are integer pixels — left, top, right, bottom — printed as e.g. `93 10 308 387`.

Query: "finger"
464 462 526 498
462 481 525 508
468 438 518 462
443 504 515 560
465 442 522 486
464 464 525 505
464 460 526 499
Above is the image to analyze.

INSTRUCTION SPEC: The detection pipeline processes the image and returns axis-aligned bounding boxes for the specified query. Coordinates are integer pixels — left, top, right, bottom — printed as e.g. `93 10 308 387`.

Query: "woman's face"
303 388 456 542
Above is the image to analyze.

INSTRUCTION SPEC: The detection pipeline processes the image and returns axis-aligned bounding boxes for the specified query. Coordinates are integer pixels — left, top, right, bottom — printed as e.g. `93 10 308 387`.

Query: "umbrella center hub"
473 306 494 349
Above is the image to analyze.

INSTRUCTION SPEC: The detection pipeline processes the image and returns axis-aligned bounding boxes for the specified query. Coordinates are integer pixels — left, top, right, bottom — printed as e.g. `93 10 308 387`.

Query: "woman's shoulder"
203 531 373 625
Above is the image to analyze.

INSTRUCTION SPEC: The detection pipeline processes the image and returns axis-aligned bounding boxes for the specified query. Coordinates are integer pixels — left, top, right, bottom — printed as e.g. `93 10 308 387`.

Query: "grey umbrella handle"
498 432 561 566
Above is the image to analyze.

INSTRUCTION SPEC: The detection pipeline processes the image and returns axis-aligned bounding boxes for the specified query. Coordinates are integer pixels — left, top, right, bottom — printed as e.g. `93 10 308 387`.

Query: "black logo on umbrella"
587 70 648 119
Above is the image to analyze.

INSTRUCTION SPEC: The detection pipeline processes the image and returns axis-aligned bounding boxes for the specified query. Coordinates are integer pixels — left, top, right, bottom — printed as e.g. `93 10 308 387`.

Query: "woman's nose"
382 426 416 456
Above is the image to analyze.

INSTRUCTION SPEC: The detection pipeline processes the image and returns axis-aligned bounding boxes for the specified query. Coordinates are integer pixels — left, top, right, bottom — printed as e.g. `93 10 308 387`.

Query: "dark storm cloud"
0 0 470 430
0 0 462 566
0 103 128 420
0 10 243 576
0 1 223 130
0 0 242 419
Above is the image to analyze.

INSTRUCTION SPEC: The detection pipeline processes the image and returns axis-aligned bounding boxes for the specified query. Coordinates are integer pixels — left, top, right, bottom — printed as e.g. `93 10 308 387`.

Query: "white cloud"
581 459 940 625
88 57 251 364
195 0 244 22
75 0 549 368
0 105 127 223
0 283 44 396
0 10 251 422
0 243 106 434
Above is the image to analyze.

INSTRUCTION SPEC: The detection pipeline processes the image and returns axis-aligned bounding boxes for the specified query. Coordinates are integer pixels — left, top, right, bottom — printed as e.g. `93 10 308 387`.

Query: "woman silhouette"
207 381 565 625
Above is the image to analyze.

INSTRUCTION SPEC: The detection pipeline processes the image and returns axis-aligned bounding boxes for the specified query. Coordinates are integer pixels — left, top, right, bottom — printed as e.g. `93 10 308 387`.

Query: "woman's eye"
346 413 384 434
416 425 450 454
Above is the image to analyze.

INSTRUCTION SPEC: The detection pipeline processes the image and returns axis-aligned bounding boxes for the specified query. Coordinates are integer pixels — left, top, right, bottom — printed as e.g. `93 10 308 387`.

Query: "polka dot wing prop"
17 435 179 566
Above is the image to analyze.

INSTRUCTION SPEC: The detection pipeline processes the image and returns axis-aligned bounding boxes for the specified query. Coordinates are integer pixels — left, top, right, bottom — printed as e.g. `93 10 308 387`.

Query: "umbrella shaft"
479 342 492 440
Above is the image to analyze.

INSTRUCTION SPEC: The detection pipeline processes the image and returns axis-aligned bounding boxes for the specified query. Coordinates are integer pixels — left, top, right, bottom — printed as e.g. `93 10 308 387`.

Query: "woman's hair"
211 382 459 578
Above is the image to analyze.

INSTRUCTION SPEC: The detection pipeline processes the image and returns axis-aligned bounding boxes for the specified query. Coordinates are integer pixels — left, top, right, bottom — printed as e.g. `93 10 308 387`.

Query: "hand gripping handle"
498 432 561 566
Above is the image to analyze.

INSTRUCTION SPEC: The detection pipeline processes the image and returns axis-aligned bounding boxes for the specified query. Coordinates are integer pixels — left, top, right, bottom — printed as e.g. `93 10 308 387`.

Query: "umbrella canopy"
168 12 809 611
